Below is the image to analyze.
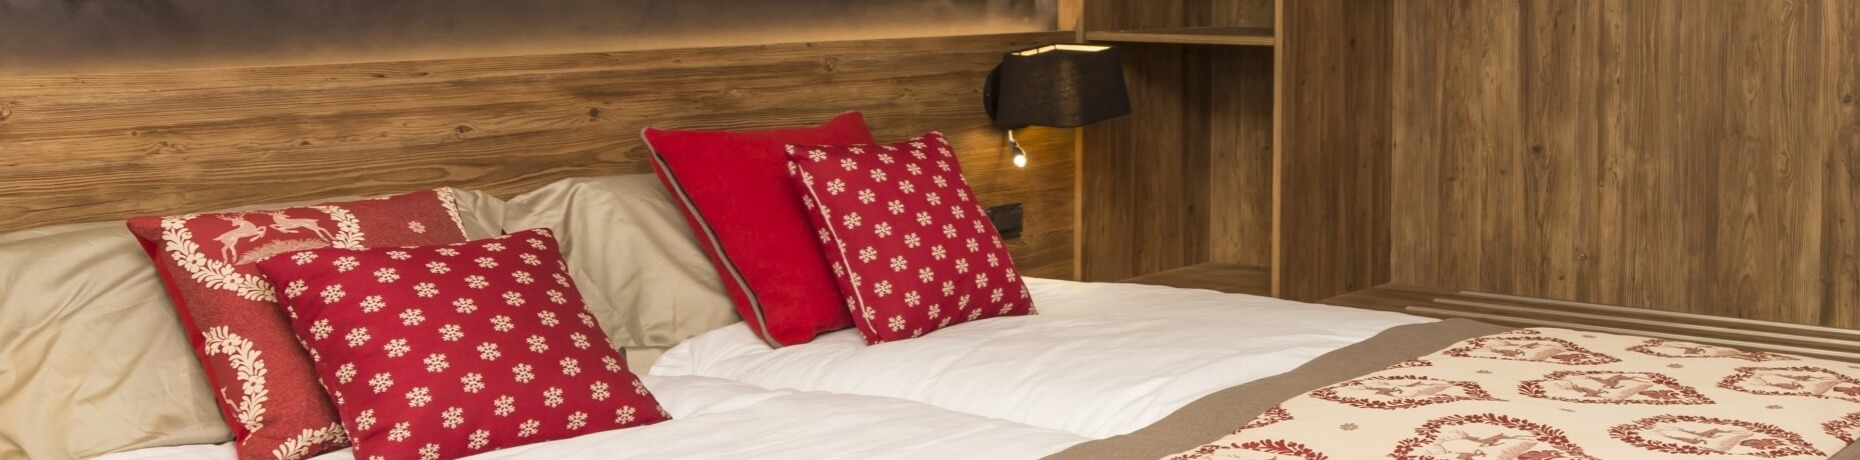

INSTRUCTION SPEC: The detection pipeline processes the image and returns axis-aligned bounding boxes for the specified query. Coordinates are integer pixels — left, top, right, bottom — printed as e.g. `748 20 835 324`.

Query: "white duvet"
653 278 1434 439
99 375 1086 460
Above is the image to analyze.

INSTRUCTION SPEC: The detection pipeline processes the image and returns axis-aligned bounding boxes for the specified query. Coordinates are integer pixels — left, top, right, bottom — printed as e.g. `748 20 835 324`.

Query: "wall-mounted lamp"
983 44 1131 168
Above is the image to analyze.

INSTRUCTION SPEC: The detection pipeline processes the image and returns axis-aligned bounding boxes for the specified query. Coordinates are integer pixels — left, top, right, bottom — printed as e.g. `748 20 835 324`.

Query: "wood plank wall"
1078 0 1275 282
1390 1 1860 328
0 32 1081 279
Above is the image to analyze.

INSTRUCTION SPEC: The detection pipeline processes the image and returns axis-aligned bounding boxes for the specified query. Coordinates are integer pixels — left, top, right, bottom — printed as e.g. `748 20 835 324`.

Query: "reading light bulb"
1012 151 1028 168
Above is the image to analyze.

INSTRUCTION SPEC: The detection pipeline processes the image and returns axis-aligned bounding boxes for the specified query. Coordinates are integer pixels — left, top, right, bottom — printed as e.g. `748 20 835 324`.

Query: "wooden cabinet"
1073 0 1394 302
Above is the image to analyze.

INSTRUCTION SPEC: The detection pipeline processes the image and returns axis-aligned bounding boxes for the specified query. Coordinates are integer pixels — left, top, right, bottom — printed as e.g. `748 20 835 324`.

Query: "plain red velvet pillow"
785 132 1036 344
125 189 471 460
255 229 669 460
643 111 874 347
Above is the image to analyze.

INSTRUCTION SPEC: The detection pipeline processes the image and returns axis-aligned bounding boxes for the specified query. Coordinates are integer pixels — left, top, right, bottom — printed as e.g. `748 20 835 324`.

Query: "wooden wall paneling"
1208 46 1274 267
1272 0 1393 301
1389 0 1860 328
0 31 1079 279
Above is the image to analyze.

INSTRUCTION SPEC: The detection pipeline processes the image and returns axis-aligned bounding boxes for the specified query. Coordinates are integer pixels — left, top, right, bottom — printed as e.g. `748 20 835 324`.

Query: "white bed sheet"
97 375 1086 460
652 278 1435 439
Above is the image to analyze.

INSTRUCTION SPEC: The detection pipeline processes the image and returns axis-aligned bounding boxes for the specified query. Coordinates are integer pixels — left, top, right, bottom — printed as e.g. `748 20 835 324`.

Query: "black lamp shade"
985 44 1131 129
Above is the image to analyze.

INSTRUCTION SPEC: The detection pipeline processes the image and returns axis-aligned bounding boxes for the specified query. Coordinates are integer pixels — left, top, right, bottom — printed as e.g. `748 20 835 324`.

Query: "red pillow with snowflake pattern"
255 228 670 460
784 132 1036 344
125 189 472 459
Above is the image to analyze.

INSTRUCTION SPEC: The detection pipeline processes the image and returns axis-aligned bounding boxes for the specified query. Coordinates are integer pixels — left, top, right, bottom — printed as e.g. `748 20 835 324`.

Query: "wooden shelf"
1120 263 1271 296
1085 27 1275 46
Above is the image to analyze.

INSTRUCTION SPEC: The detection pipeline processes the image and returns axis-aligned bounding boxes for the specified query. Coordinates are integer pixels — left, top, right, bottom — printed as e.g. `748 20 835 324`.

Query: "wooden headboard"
0 31 1077 278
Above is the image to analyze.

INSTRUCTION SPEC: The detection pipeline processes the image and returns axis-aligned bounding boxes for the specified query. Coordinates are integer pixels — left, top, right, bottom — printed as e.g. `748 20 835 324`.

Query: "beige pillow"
0 189 505 459
504 175 739 370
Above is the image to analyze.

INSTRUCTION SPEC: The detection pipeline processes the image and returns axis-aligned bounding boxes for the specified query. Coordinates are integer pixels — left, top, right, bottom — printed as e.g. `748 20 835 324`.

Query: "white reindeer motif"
266 211 332 239
213 214 269 262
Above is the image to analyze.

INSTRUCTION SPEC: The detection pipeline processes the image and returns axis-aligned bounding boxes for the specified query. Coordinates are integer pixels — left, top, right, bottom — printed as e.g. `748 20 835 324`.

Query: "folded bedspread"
1048 319 1860 460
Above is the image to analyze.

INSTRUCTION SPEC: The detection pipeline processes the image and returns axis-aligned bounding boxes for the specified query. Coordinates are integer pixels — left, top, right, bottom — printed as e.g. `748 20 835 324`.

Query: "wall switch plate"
987 203 1024 239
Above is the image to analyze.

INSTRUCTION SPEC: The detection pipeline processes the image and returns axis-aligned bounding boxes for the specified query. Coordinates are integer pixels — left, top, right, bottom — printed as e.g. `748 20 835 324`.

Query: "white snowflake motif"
373 268 399 284
799 170 816 187
826 178 847 195
440 406 464 429
334 256 360 272
513 271 534 285
291 252 318 265
905 291 922 307
861 304 877 321
387 251 413 261
934 176 949 188
283 280 308 299
336 362 358 384
889 255 908 272
423 353 449 373
841 212 863 230
941 224 959 239
513 363 536 383
553 273 571 287
369 372 394 393
466 275 490 289
346 327 372 347
527 335 549 353
974 220 987 234
413 282 439 298
956 259 971 274
440 324 464 341
387 422 412 442
521 238 545 250
1005 268 1019 283
807 149 828 162
899 180 918 195
873 280 894 297
384 338 410 358
571 332 592 350
874 222 894 238
436 248 461 257
577 312 596 328
942 281 957 296
494 396 516 416
633 379 650 396
603 356 624 373
419 444 439 460
988 253 1001 267
967 238 982 253
906 163 923 175
888 200 906 215
543 387 565 407
400 308 426 326
936 160 952 172
959 295 973 310
916 212 933 226
560 357 581 376
991 288 1005 303
520 253 542 266
910 141 928 149
801 194 816 210
590 381 611 401
917 267 936 283
902 233 923 248
877 152 895 164
309 319 333 340
858 246 879 263
320 284 346 304
445 299 475 315
930 245 948 260
888 315 907 332
358 295 385 313
484 242 506 252
839 157 859 171
566 411 590 431
536 311 560 327
461 372 485 393
975 273 992 288
616 406 638 424
547 290 568 305
468 430 491 450
910 147 929 160
492 315 515 332
354 409 377 431
952 205 967 220
426 261 450 274
929 304 942 319
958 188 972 201
475 257 498 269
833 261 846 277
518 420 540 438
855 189 879 205
869 169 889 182
503 291 526 307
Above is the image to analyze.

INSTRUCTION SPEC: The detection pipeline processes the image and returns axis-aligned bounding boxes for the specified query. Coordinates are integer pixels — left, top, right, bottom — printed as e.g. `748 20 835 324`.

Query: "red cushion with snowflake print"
125 189 472 460
784 132 1036 344
642 111 874 347
254 228 670 460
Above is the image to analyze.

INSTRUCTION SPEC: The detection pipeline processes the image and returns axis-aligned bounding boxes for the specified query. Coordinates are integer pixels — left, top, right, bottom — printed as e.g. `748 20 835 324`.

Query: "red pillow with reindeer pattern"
784 132 1035 344
125 189 472 460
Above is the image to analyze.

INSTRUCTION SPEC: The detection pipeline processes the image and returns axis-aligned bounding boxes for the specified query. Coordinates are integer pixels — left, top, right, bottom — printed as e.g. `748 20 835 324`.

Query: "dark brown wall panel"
1390 0 1860 328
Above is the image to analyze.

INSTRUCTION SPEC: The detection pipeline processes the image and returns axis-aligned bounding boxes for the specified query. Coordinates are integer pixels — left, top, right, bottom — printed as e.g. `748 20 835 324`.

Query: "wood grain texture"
1085 27 1275 46
1077 0 1274 282
1390 0 1860 328
1272 0 1393 301
1119 262 1270 296
0 32 1081 279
